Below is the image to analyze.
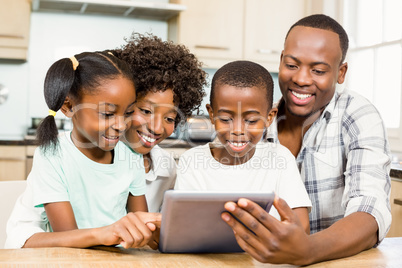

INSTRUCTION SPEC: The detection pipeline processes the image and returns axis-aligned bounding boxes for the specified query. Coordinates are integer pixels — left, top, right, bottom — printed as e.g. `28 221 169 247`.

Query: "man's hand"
221 197 312 265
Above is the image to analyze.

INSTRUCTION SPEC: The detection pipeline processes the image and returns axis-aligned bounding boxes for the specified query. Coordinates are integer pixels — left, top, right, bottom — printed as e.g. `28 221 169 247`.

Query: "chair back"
0 180 27 249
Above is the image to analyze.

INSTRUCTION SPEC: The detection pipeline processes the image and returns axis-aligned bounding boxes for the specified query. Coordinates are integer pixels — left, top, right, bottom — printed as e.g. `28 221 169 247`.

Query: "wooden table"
1 237 401 267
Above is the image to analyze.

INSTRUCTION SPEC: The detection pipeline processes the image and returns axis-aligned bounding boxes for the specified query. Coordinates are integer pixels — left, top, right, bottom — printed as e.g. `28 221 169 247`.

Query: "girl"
7 51 160 249
113 33 207 212
5 35 207 248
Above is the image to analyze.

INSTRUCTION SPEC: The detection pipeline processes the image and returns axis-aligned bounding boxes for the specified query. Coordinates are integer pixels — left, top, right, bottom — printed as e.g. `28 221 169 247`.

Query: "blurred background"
0 0 401 150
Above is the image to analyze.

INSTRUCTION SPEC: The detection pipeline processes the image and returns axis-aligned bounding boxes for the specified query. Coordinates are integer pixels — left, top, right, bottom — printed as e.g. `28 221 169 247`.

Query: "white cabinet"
169 0 311 71
243 0 306 71
169 0 244 68
0 0 31 60
387 179 402 237
0 146 26 181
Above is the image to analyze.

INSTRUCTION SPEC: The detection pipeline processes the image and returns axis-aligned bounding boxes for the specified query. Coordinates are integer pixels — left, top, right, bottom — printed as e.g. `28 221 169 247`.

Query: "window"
343 0 402 151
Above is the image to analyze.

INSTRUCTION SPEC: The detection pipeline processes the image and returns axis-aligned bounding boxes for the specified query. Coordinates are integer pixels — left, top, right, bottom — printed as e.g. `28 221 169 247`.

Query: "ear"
337 62 348 84
60 97 74 118
206 104 214 124
265 108 278 128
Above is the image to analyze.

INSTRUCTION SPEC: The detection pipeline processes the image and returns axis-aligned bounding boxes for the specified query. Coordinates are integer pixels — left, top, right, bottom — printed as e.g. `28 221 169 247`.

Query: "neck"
70 132 113 164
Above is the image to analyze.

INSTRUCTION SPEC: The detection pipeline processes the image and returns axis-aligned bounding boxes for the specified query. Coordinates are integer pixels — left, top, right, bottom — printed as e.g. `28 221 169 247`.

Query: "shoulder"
117 141 143 160
336 89 381 115
256 142 295 161
180 143 210 158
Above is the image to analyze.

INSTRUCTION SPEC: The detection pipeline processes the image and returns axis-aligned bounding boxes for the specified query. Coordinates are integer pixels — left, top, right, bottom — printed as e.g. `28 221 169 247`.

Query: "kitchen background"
0 0 402 240
0 0 400 149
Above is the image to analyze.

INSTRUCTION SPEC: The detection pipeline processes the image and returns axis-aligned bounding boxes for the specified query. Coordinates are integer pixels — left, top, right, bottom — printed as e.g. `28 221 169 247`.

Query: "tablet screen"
159 190 274 253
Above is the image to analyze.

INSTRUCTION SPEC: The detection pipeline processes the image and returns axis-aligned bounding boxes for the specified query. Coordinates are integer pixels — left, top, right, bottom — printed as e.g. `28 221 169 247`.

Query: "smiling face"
69 76 136 155
279 26 347 118
207 84 275 164
126 89 177 155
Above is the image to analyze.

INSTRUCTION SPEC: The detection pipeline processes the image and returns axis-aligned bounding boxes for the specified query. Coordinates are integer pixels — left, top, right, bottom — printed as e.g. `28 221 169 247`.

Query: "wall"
0 12 167 139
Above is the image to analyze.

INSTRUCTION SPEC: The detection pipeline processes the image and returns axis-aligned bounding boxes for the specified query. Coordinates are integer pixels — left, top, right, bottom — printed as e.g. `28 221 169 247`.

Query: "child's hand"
94 212 161 248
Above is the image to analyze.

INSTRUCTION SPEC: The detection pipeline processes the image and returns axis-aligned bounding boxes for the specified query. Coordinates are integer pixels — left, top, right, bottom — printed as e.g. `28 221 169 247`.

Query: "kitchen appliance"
172 115 215 142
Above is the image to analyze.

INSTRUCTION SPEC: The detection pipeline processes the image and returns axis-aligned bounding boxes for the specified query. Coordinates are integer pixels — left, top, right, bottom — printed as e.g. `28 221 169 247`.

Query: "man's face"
279 26 347 118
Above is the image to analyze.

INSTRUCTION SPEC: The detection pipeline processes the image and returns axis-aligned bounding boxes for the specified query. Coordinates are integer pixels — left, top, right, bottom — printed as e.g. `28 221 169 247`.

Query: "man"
221 14 391 265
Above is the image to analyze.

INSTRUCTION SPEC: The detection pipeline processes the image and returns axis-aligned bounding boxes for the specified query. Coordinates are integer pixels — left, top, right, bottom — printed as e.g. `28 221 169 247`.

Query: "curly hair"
113 32 207 125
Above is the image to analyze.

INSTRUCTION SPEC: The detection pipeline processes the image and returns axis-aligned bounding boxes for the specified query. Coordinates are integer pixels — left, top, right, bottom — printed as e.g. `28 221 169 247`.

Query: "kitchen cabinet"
0 146 26 181
243 0 306 71
169 0 310 71
0 0 31 61
168 0 244 68
387 179 402 237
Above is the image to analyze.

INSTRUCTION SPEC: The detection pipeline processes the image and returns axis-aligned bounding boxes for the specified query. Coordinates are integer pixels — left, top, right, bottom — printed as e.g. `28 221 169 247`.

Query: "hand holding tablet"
159 190 275 253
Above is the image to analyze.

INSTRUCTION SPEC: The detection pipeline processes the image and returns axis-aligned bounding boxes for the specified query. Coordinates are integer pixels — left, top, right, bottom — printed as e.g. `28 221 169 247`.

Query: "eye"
313 69 326 75
165 117 176 124
245 119 259 124
124 110 134 117
218 116 232 123
139 108 152 115
285 64 297 69
100 112 114 118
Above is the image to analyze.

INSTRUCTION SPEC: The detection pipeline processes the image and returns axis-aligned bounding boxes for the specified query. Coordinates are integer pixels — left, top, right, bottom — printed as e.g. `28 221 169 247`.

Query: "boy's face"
207 84 275 159
126 89 177 155
279 26 347 118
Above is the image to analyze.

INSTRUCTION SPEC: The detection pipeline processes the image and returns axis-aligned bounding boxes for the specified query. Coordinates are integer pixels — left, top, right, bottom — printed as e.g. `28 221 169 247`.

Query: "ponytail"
36 57 77 152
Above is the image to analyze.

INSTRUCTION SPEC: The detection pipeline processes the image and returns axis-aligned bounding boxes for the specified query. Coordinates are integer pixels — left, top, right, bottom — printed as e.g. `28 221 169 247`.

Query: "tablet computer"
159 190 275 253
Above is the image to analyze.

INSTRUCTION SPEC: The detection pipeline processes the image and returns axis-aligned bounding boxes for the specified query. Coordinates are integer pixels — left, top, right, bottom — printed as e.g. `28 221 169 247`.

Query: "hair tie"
69 56 79 70
48 109 56 117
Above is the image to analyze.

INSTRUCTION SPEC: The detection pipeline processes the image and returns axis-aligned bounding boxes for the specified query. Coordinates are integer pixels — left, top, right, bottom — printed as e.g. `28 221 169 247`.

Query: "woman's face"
126 89 177 155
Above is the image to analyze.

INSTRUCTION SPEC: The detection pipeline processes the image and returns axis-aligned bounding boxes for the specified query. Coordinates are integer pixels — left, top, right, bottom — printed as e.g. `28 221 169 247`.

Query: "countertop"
1 237 401 267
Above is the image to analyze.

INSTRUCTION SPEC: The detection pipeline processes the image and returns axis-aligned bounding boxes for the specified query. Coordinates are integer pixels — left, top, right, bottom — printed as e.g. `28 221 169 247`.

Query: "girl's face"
126 89 177 155
69 76 136 155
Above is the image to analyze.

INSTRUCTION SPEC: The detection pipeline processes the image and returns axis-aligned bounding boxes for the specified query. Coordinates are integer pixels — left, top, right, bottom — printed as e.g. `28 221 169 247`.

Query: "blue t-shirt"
31 131 146 229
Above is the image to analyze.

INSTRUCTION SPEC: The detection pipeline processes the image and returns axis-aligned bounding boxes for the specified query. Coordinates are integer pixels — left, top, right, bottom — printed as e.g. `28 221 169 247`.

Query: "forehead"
285 26 342 65
212 84 269 113
80 77 136 107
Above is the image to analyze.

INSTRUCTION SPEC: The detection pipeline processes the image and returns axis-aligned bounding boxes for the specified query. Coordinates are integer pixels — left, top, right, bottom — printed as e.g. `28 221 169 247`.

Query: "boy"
175 60 311 232
222 14 391 265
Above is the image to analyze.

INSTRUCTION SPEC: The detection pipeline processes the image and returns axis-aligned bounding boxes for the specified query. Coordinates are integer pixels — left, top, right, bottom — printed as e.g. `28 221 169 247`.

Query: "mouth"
103 135 120 142
137 131 158 147
289 89 314 104
227 141 250 152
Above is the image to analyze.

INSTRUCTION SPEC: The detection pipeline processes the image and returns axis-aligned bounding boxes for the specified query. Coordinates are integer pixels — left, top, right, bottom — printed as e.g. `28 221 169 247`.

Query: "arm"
127 194 148 213
222 197 377 265
292 207 309 234
23 211 161 248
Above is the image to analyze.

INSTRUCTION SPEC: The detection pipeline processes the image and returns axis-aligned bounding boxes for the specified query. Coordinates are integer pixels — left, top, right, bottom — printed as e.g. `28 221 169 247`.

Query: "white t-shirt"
175 142 311 220
145 145 176 212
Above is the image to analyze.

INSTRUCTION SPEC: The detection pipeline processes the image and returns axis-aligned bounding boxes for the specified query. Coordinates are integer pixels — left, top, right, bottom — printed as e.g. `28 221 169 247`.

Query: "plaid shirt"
267 89 392 242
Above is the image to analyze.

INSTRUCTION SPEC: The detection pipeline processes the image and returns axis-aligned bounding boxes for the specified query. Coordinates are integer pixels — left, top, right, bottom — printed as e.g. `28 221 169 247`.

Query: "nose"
112 115 128 132
231 118 244 136
292 67 313 87
148 114 163 135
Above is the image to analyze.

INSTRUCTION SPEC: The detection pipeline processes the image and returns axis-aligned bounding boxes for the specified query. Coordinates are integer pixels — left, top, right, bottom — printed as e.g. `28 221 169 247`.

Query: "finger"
228 199 279 235
221 211 271 261
147 239 159 250
126 214 152 248
136 212 162 226
272 197 296 223
114 225 135 249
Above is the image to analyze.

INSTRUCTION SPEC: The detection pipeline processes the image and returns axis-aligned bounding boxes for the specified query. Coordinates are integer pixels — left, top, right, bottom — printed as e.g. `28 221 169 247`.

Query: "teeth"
140 133 156 143
230 141 247 147
291 91 312 100
105 136 119 140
